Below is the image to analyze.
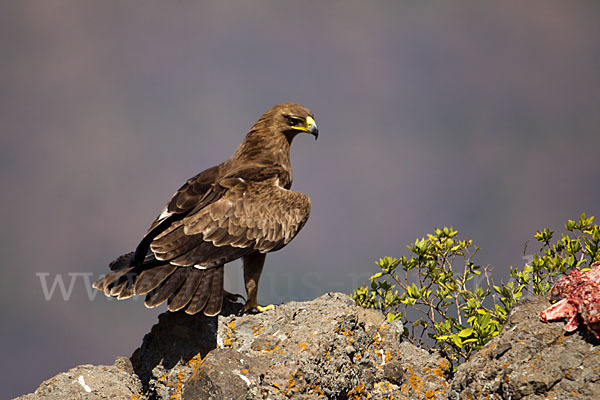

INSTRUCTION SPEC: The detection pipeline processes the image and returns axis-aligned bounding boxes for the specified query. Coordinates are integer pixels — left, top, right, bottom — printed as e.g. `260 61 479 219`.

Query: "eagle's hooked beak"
306 116 319 140
290 115 319 139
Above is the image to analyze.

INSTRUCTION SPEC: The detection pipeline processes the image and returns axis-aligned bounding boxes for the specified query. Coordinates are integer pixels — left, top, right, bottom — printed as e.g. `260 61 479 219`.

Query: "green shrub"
351 213 600 371
510 213 600 295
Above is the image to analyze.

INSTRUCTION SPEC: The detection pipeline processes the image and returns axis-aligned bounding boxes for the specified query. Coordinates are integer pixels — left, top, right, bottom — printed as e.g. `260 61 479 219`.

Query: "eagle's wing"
151 165 222 227
127 164 224 268
149 176 311 268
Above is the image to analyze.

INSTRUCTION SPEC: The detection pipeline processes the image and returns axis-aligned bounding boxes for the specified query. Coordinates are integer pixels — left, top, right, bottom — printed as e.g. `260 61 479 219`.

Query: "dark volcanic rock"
130 309 217 398
183 348 270 399
451 296 600 400
129 298 242 399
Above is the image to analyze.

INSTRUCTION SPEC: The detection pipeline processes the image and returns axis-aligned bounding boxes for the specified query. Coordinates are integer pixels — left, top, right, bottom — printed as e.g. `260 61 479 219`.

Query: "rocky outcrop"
206 292 450 399
15 293 600 399
15 358 143 400
452 296 600 399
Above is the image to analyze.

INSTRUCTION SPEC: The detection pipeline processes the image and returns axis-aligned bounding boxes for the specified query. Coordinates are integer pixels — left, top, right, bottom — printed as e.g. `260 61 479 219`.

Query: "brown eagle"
93 103 318 316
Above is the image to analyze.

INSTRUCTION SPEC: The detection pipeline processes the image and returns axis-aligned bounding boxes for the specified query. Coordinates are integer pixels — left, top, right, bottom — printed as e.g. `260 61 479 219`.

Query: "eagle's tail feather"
144 268 189 308
93 266 137 298
108 252 134 271
91 267 133 294
134 264 177 295
94 254 225 316
108 279 128 297
185 269 212 314
166 269 202 312
203 266 224 316
117 276 137 299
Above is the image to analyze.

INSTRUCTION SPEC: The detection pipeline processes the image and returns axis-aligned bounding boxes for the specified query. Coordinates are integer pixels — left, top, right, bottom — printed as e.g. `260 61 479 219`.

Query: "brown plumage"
93 103 318 316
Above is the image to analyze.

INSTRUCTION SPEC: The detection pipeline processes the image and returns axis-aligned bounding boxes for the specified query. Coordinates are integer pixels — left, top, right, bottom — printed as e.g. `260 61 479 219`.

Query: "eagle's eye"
286 116 303 127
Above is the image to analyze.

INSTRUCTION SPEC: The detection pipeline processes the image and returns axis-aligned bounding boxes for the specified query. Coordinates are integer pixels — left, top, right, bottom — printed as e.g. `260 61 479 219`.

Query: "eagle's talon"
256 304 275 312
239 302 275 315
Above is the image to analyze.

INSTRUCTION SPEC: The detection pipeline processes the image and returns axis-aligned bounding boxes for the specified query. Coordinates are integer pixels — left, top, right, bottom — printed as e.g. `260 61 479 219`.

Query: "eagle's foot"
239 302 275 315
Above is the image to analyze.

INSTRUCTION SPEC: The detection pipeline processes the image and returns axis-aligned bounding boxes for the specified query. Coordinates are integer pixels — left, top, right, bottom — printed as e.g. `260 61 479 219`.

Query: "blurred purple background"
2 1 600 397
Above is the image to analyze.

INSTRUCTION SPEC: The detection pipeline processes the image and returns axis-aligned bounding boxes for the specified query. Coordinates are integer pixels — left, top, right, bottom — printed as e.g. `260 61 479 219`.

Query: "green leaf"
458 328 474 337
451 335 463 347
479 313 491 329
370 272 383 280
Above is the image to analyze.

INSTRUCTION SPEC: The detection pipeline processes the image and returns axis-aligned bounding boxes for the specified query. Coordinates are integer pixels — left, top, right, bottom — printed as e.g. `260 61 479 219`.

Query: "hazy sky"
2 1 600 397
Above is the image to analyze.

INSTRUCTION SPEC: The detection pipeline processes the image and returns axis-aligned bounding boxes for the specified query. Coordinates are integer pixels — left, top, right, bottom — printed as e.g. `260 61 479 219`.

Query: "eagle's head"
254 103 319 143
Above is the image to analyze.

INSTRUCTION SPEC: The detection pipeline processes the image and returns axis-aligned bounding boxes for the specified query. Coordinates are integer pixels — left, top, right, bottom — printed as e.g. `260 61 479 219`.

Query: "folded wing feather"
149 177 310 268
